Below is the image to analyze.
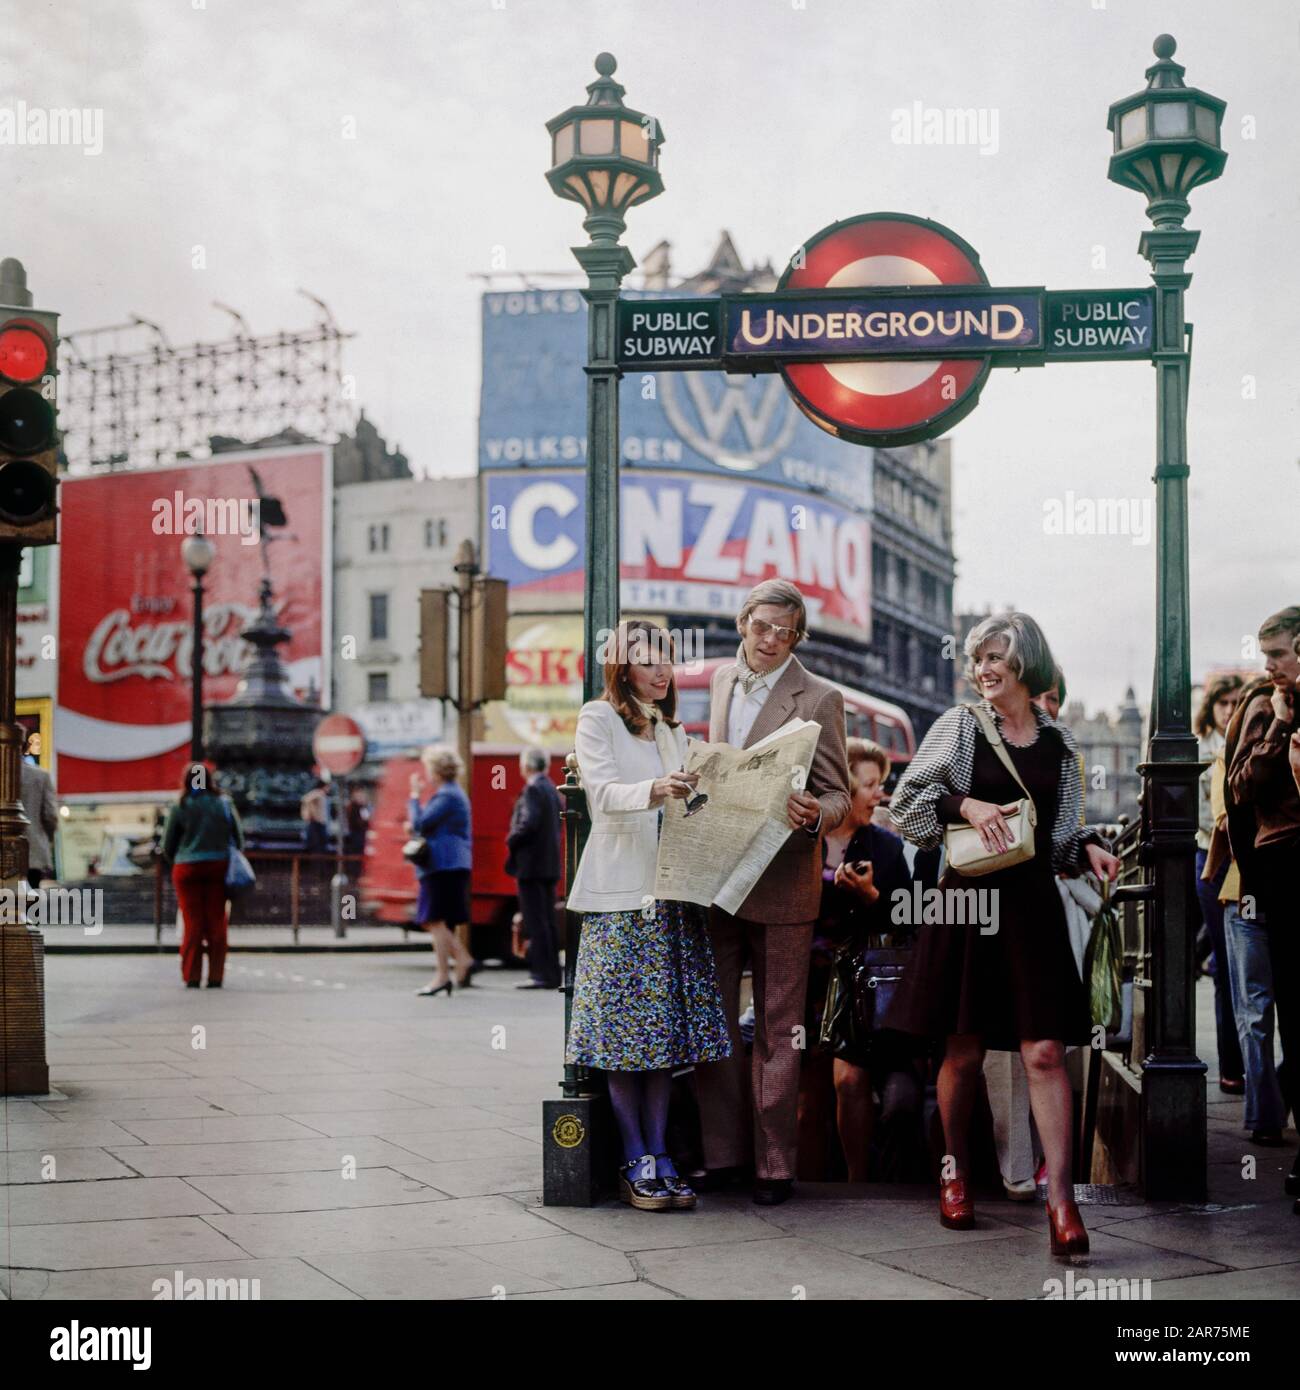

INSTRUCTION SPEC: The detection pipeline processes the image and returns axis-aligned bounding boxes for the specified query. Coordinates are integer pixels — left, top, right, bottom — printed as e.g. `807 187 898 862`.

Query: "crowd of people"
560 580 1299 1245
143 577 1300 1236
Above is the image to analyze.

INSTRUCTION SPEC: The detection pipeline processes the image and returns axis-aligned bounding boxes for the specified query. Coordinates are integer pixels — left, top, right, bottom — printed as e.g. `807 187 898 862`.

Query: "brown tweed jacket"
708 654 850 924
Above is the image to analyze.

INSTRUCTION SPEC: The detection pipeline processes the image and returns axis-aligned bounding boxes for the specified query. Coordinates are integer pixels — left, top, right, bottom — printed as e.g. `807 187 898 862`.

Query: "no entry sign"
313 714 366 776
779 213 992 448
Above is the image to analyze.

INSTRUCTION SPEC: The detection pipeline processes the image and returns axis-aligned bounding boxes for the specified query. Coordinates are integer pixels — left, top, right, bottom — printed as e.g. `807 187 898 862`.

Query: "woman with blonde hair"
566 619 731 1211
408 743 475 996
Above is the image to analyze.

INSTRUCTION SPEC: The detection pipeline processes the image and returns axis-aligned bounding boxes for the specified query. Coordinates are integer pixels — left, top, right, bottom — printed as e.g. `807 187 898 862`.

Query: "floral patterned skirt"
565 899 732 1072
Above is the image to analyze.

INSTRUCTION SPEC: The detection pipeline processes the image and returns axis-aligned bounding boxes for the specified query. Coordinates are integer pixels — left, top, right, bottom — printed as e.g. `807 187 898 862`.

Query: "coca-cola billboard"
57 446 331 797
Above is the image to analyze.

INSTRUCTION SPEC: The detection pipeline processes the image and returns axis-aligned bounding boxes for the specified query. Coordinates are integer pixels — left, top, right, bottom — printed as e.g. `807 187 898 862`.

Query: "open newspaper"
654 717 822 915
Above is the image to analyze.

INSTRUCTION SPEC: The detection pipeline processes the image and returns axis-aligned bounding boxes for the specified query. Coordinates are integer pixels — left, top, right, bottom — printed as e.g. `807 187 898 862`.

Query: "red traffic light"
0 320 51 385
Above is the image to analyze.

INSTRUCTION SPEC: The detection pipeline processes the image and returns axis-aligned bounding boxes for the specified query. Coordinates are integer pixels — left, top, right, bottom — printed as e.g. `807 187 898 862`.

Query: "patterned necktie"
736 665 766 696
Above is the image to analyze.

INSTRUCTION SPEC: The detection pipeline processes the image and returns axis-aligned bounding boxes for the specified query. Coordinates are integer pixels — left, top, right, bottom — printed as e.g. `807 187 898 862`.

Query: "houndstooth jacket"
889 700 1107 875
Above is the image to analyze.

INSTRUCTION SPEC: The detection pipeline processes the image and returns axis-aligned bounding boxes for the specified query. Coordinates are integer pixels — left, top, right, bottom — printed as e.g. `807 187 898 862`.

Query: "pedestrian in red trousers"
161 761 244 989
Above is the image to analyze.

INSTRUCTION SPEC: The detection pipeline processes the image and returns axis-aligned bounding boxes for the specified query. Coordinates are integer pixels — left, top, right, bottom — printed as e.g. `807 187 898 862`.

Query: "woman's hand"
1271 677 1294 725
650 770 699 804
959 797 1014 854
1288 731 1300 793
834 859 879 905
1085 842 1121 882
409 771 424 798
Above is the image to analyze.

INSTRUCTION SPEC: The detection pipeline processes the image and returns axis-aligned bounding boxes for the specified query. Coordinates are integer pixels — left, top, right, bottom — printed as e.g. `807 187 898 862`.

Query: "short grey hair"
521 746 548 773
964 612 1057 699
736 579 807 643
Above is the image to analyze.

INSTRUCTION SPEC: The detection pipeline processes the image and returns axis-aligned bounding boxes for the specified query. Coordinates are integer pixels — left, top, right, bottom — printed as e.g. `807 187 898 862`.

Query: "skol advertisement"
56 446 332 798
485 470 871 641
479 289 873 515
479 614 585 751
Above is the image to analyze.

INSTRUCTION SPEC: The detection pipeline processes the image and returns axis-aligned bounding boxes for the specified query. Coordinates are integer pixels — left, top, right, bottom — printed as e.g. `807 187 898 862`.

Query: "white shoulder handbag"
943 704 1038 878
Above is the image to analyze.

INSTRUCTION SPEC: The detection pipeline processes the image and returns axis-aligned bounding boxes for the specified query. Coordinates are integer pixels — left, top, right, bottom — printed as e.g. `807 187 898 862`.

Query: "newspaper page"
654 718 822 914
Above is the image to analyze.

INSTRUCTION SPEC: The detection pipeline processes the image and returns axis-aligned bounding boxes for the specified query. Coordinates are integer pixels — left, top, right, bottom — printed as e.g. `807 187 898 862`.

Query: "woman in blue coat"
409 744 475 996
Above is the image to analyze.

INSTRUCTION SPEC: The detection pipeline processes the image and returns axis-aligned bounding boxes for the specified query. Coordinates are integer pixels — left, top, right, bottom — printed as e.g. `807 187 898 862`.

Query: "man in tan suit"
694 579 850 1204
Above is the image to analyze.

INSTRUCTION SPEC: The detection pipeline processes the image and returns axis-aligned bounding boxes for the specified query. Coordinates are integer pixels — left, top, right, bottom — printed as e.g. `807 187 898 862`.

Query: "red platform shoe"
939 1176 975 1230
1047 1199 1090 1256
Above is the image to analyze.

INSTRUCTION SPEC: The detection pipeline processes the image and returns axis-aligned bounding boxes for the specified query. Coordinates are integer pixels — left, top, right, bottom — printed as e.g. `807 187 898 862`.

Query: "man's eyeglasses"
747 617 800 645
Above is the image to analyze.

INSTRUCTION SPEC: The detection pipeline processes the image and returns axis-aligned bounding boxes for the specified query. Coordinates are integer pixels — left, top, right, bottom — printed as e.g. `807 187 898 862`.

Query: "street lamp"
547 53 665 709
542 56 663 1202
181 532 214 762
1107 34 1226 1201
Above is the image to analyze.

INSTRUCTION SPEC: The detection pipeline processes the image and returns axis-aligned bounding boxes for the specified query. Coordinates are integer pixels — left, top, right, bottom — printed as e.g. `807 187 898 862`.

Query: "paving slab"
636 1236 973 1300
104 1136 424 1178
292 1106 518 1138
874 1226 1227 1300
4 1216 250 1271
306 1245 559 1299
32 1096 246 1122
185 1167 447 1213
109 1115 327 1145
51 1076 268 1099
186 1089 434 1116
499 1281 680 1300
4 1175 224 1225
0 1148 139 1185
203 1193 554 1257
1099 1202 1300 1270
1149 1262 1300 1299
467 1233 638 1289
241 1072 446 1095
50 1063 188 1081
373 1153 541 1198
750 1194 1038 1256
2 1120 143 1150
1 1257 358 1301
376 1127 542 1165
531 1198 789 1252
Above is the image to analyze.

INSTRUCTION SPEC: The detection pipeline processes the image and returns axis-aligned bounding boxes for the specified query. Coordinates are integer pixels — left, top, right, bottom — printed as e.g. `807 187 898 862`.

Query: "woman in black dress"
887 613 1119 1256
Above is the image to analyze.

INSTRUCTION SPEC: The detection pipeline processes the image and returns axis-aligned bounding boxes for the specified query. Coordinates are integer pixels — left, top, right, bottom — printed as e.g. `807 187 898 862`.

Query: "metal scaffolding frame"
58 294 355 473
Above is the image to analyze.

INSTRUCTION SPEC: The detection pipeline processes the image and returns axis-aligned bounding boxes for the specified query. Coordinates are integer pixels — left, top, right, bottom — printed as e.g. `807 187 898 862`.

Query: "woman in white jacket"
566 620 731 1211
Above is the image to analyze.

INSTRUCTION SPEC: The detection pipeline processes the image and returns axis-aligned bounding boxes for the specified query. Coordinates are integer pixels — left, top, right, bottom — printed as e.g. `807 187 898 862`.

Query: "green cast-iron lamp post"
542 57 663 1196
1107 35 1226 1200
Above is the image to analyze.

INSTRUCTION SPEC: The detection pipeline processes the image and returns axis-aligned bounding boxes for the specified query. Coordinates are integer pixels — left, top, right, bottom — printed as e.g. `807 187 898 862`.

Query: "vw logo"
658 371 798 472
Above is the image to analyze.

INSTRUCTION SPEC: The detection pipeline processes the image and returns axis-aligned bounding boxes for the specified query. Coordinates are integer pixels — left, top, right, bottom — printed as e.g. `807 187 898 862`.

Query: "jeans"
1254 839 1300 1130
1195 849 1243 1082
1222 900 1286 1134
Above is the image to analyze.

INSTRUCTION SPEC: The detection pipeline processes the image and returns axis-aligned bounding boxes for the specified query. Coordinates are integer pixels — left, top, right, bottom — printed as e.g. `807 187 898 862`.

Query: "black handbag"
402 837 432 870
820 943 909 1049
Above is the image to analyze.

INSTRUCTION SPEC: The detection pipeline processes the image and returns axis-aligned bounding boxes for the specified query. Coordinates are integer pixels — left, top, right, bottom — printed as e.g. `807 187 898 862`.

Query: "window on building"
367 671 390 703
424 517 448 549
368 523 390 553
368 592 389 643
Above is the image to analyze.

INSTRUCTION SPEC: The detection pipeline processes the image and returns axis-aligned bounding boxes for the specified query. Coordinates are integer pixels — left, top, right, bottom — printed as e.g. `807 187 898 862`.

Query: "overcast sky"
12 0 1298 714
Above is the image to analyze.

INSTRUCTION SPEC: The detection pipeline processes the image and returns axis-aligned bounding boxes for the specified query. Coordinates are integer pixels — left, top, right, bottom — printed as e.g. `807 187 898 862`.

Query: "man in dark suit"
506 746 563 990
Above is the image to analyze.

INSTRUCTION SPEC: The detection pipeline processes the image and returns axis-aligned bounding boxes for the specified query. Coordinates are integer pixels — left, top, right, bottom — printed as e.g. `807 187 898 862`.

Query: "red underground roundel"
779 212 991 448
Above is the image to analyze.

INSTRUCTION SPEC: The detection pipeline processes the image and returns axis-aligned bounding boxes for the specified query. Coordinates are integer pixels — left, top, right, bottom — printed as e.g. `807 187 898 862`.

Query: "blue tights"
606 1069 676 1177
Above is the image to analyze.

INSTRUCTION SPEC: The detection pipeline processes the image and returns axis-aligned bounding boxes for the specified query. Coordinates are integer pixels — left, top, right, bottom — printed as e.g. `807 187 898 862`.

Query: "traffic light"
470 577 508 704
0 291 58 545
418 588 450 699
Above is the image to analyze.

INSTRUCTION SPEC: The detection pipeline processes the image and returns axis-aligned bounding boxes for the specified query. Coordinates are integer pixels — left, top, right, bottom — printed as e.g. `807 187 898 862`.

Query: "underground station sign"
616 213 1155 447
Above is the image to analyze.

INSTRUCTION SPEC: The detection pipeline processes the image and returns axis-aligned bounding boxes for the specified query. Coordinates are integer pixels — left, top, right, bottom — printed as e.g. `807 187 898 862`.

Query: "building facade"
331 472 477 724
1064 687 1145 825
